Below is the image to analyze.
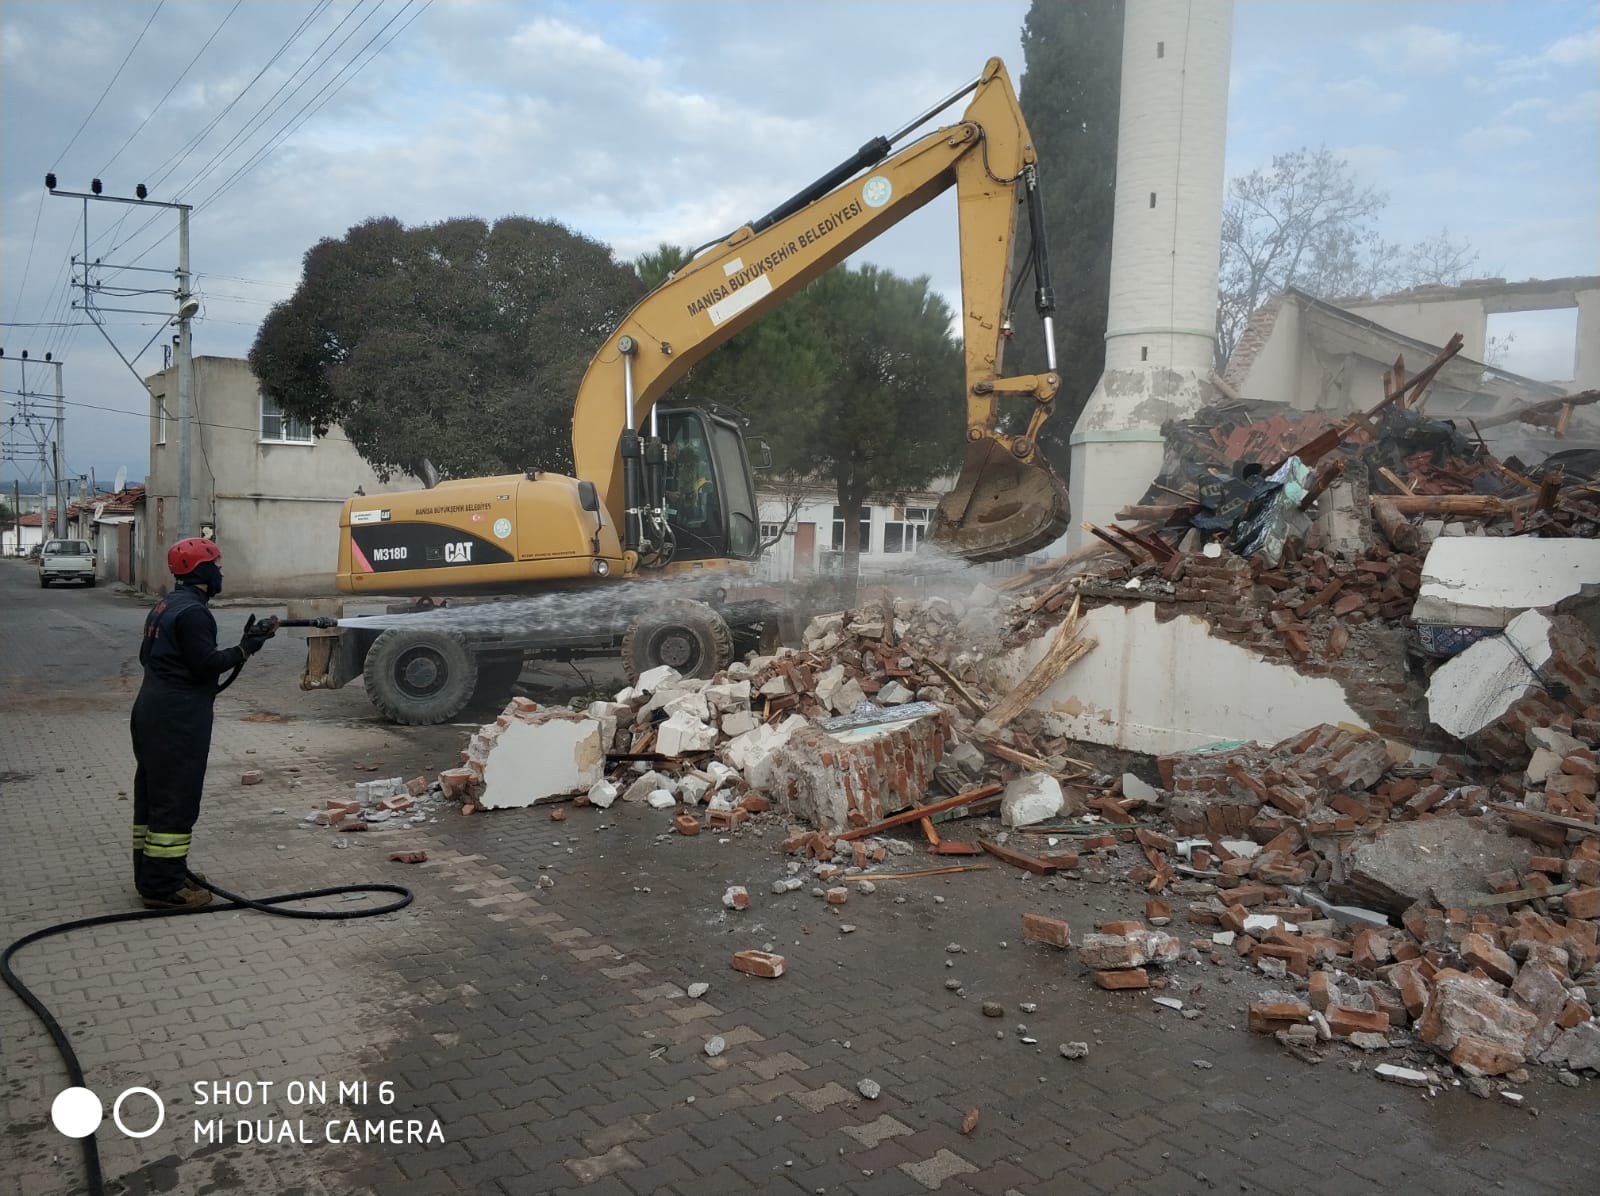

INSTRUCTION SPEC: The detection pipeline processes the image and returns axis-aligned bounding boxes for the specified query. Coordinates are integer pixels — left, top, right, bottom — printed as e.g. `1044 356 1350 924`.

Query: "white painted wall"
143 356 421 594
1577 288 1600 390
1069 0 1234 548
1341 297 1489 363
991 602 1365 756
3 524 43 555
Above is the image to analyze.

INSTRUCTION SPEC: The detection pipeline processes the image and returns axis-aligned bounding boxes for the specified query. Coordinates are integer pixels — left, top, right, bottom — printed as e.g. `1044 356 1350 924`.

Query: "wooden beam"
921 656 987 717
981 596 1094 730
836 784 1003 841
974 735 1095 774
977 838 1061 876
1376 494 1510 518
855 864 991 880
1468 883 1572 908
1378 466 1416 497
1474 388 1600 431
1488 802 1600 838
1082 521 1142 562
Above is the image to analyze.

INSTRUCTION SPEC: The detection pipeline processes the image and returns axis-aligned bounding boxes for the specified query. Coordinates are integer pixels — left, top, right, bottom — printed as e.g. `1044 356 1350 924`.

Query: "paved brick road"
1 559 1595 1196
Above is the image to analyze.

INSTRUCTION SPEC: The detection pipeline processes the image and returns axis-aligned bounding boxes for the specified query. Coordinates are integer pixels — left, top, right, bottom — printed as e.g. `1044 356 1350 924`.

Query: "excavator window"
657 408 760 563
708 418 759 559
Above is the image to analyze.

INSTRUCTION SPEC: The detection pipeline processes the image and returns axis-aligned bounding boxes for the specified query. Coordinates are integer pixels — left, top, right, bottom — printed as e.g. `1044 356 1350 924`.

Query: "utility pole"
52 359 66 537
1 348 61 545
46 176 197 539
176 204 194 538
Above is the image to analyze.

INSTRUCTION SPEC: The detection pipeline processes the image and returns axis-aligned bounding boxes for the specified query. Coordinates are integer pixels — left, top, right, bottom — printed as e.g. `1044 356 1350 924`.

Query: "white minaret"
1068 0 1233 546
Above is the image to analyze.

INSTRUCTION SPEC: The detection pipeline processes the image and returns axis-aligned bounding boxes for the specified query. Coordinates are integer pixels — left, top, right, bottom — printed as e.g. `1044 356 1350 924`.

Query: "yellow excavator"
307 57 1069 724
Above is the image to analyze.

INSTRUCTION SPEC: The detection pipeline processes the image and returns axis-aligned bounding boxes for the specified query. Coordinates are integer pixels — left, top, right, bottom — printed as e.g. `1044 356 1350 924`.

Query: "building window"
154 396 167 446
259 394 313 444
760 522 785 541
831 505 871 553
883 506 931 553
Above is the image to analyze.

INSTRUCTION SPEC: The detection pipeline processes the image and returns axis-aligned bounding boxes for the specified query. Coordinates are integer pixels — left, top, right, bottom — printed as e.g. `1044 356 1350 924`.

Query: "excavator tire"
363 627 479 725
471 653 526 704
621 599 734 685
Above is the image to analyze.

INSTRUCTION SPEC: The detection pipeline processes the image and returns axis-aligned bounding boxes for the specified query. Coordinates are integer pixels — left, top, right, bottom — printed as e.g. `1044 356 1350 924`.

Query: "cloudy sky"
1 0 1596 489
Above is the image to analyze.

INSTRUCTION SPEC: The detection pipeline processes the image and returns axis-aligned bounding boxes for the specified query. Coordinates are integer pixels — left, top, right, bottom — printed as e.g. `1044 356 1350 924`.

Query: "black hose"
1 870 413 1196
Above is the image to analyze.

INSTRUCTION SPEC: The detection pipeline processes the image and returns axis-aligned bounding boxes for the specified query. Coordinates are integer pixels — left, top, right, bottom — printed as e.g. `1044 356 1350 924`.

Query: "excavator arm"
571 56 1069 564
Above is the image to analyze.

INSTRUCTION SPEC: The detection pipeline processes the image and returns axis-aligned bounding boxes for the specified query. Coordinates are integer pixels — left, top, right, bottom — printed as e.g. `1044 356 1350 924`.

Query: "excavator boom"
571 56 1068 563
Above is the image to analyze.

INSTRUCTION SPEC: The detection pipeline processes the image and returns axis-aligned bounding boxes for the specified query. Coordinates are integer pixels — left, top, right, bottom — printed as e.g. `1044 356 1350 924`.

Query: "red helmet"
168 537 221 576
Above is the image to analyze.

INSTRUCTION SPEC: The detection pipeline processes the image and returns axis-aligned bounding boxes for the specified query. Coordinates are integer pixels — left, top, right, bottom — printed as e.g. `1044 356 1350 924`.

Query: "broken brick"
1564 886 1600 920
1022 914 1072 948
1093 968 1150 990
1326 1006 1390 1037
731 950 785 978
1248 1000 1312 1034
1461 933 1518 985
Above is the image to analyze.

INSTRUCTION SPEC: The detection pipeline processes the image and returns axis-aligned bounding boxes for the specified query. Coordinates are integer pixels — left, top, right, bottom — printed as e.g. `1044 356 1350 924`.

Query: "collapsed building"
410 333 1600 1092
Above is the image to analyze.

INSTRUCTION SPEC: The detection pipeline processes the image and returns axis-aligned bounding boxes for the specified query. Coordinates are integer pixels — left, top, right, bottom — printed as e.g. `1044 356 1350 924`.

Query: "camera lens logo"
51 1086 164 1138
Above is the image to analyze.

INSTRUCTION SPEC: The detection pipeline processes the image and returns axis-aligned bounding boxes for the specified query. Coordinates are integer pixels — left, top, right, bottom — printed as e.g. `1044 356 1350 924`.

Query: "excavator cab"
656 406 762 564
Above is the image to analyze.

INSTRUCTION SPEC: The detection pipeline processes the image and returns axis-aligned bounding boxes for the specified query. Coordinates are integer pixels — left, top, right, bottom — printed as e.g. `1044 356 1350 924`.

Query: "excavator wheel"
621 599 734 685
471 653 527 706
930 441 1071 563
363 627 479 725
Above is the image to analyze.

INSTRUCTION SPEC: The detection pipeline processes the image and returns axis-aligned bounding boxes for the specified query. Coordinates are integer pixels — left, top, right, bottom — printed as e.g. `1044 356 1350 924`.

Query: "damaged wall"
992 601 1365 756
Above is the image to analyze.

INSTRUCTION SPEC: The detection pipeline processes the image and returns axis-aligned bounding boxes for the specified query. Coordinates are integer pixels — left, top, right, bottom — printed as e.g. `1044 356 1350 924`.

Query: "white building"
754 481 1032 584
142 356 421 595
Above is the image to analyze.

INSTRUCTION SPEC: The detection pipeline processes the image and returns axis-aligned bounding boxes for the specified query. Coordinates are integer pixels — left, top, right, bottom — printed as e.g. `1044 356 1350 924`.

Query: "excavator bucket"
930 441 1071 563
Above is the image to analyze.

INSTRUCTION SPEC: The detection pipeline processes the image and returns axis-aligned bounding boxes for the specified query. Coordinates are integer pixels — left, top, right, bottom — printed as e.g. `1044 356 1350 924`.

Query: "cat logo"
444 541 474 563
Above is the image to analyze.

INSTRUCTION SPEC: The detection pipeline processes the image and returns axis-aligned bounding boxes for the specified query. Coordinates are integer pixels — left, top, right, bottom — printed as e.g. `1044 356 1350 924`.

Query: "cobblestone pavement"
2 559 1596 1196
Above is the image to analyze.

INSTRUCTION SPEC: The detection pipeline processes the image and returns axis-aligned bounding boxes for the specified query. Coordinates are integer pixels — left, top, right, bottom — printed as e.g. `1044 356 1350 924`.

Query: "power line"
171 2 388 211
93 0 338 266
143 0 334 192
199 1 433 216
97 0 246 176
0 390 357 445
51 1 166 172
195 272 295 290
5 194 48 330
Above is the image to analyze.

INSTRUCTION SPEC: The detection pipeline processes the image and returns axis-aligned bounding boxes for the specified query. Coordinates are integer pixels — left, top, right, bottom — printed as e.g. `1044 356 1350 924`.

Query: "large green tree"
1007 0 1124 475
250 216 644 481
635 251 964 579
789 265 966 579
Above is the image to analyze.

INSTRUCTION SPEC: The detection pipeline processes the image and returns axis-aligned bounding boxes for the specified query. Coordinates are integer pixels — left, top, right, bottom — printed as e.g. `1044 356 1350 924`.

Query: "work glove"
239 614 279 657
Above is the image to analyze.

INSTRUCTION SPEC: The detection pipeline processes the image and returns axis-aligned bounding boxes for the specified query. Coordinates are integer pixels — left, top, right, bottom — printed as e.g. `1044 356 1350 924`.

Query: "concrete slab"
1428 609 1553 738
480 713 604 808
1001 774 1063 827
1413 537 1600 629
1332 818 1535 916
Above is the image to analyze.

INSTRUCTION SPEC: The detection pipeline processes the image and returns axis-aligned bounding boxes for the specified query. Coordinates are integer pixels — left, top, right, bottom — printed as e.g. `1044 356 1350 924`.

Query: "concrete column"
1574 286 1600 391
1069 0 1233 546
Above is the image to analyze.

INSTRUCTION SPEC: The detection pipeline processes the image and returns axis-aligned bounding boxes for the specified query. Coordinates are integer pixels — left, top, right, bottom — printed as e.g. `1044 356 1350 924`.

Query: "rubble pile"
1141 713 1600 1081
299 774 439 833
420 334 1600 1094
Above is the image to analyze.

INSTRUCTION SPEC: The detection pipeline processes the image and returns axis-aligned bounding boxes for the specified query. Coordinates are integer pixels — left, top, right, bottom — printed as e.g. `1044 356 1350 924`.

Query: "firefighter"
130 537 277 909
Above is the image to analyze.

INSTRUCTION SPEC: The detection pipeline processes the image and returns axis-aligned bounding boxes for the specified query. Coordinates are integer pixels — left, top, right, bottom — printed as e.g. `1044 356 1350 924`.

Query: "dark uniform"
130 583 246 898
